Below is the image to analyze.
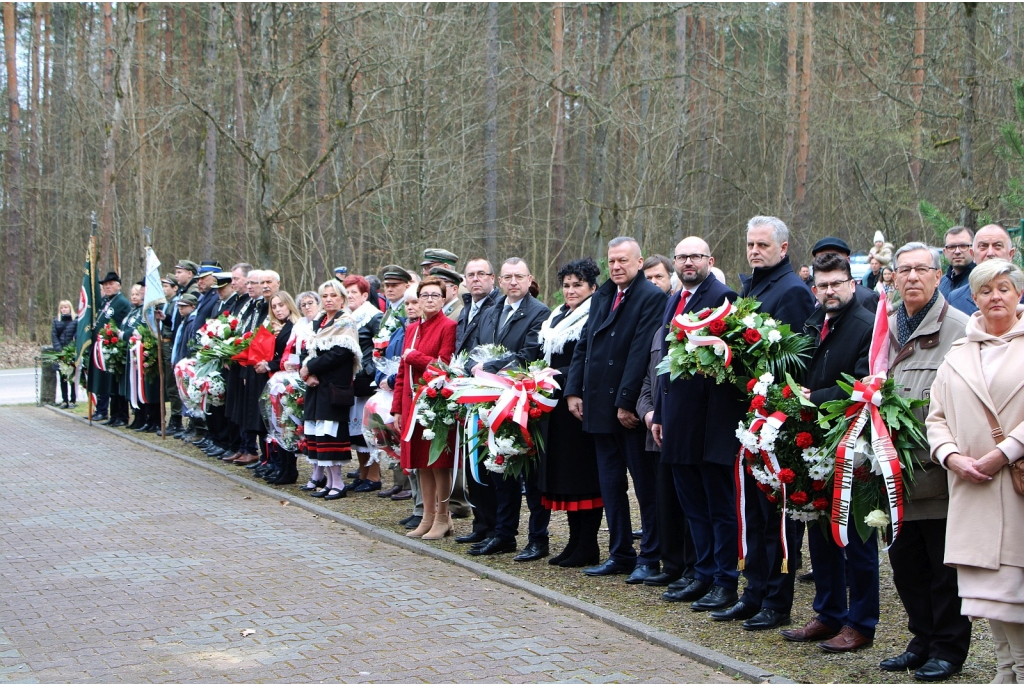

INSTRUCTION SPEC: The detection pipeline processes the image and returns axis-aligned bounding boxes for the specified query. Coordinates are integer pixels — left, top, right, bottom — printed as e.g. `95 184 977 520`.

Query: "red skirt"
400 423 455 470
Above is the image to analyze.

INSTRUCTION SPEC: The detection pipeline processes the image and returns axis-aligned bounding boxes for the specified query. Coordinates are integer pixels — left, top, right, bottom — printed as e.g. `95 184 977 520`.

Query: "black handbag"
328 383 355 408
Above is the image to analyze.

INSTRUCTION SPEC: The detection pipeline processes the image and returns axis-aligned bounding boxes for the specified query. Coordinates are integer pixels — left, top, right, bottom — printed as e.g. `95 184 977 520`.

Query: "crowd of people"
52 217 1024 683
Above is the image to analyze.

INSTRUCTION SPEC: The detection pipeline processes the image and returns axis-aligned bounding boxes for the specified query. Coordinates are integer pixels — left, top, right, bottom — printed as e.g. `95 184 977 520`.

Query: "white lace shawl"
348 301 381 330
539 297 592 363
309 311 363 373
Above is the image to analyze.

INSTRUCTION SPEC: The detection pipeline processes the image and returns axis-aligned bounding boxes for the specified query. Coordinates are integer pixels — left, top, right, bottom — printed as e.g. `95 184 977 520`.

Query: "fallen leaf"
243 496 252 500
240 629 255 637
311 514 319 518
279 500 289 506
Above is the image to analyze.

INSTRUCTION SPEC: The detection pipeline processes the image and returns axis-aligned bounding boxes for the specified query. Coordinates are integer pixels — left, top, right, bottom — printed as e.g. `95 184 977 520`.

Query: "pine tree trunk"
794 3 813 234
910 2 926 189
233 6 248 257
202 4 220 260
3 2 24 335
671 5 688 243
782 3 799 210
483 2 499 260
587 3 614 257
958 2 977 230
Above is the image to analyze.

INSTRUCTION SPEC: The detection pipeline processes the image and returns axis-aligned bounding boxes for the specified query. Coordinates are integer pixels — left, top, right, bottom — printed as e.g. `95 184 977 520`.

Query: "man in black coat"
737 216 817 630
467 258 551 559
565 237 668 582
652 237 746 614
810 237 879 314
780 252 877 654
454 258 502 545
88 272 132 425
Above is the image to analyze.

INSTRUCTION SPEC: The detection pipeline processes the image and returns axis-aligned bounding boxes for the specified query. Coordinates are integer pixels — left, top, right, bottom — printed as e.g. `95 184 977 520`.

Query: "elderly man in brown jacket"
880 242 971 682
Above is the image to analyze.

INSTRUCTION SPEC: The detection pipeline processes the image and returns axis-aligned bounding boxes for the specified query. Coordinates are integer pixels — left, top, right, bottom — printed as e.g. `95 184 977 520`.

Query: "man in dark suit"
780 251 877 653
88 271 132 425
652 237 746 614
454 258 502 545
810 237 879 314
737 216 817 630
565 237 668 582
467 258 551 558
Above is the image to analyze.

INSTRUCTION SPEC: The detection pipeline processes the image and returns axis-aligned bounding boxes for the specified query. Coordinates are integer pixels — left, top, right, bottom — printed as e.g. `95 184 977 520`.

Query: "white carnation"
447 402 458 412
422 429 436 441
752 382 768 396
713 343 727 357
422 409 436 421
767 329 782 344
684 342 697 354
765 318 778 328
742 315 756 328
758 372 775 385
442 416 455 425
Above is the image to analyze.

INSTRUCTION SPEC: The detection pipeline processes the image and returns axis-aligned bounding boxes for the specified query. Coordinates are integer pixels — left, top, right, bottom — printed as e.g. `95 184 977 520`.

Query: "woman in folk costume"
391 277 458 540
343 275 384 492
927 259 1024 683
537 258 604 567
301 280 362 501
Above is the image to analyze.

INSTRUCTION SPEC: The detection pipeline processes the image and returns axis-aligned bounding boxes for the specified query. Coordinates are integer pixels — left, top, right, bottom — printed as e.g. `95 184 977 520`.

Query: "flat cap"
174 259 199 274
380 264 412 283
177 293 199 307
811 237 851 256
420 248 459 267
429 266 464 285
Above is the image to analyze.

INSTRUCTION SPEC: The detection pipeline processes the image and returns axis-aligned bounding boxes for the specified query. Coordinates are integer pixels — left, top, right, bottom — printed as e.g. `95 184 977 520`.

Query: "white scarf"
539 297 592 363
310 310 363 373
348 301 380 330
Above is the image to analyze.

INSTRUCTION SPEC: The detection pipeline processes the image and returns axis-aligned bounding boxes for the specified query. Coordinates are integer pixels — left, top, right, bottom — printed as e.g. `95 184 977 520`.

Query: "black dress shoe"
145 423 161 433
742 608 791 631
91 412 107 421
403 515 423 530
583 560 634 577
643 572 682 587
470 537 495 552
468 537 517 556
662 580 710 602
132 423 150 432
377 485 402 498
108 418 127 427
455 531 489 544
206 447 228 458
625 564 660 585
310 488 331 498
880 652 927 672
513 541 549 562
324 488 347 500
914 658 961 681
346 470 360 479
691 585 738 612
711 600 759 621
666 576 696 591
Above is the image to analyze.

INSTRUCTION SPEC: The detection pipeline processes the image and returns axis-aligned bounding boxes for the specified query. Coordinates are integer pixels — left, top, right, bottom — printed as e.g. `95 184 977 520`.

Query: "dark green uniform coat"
87 292 131 396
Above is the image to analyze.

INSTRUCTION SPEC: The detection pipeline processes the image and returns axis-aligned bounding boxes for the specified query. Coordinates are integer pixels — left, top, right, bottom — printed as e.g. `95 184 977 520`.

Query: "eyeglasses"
944 243 971 252
299 301 317 308
814 278 851 291
465 271 493 279
895 266 938 277
500 274 530 282
418 292 444 300
674 254 709 263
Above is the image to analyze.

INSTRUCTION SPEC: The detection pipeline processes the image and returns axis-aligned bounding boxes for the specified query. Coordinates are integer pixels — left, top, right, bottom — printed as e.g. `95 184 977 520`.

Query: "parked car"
849 251 870 285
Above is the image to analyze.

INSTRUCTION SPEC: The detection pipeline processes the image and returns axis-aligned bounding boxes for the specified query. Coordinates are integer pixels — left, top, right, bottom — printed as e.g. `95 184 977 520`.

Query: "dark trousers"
656 457 696 579
739 474 802 613
889 518 971 665
492 466 549 544
808 523 879 639
241 428 260 456
59 377 77 404
593 430 659 567
208 405 231 447
95 394 110 415
672 462 738 590
110 395 129 421
467 461 498 535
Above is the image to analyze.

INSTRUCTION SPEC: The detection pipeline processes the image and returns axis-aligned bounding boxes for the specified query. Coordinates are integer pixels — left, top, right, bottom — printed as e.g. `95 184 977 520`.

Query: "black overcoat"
472 293 550 372
801 301 873 406
738 255 817 329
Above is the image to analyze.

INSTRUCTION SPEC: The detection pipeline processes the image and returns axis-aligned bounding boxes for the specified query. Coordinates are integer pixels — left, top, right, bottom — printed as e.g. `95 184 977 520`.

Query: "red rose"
777 468 796 484
373 350 382 358
766 493 779 504
111 336 119 344
746 378 758 392
296 397 304 406
800 409 815 422
243 331 253 340
795 432 814 449
441 387 454 398
697 309 712 320
742 328 762 344
749 395 766 411
812 497 829 511
426 387 438 399
782 385 793 399
494 455 505 465
222 310 230 317
789 491 809 506
528 407 542 420
229 320 238 330
709 320 727 336
676 330 686 342
812 479 826 491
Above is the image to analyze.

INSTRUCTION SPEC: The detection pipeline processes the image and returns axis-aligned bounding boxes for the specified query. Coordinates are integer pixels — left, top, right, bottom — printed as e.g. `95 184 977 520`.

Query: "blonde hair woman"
51 300 77 408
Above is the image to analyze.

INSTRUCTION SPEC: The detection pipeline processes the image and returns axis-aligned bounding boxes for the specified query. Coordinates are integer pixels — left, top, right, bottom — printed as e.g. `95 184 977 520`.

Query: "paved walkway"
0 407 731 684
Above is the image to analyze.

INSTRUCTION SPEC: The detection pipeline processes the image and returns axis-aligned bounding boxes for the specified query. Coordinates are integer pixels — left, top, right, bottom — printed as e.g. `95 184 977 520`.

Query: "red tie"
612 291 624 311
674 290 691 318
820 318 830 342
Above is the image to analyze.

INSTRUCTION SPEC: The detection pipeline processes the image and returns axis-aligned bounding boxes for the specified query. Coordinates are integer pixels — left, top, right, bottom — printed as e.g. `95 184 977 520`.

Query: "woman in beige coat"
927 258 1024 683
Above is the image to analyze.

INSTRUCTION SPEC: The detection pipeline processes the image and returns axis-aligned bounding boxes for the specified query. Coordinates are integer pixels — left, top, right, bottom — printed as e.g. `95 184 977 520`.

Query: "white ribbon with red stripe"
736 408 791 572
671 301 735 367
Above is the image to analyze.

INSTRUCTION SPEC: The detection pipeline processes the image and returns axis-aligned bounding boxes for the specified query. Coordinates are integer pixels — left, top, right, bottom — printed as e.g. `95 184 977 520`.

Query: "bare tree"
483 2 499 259
3 2 24 334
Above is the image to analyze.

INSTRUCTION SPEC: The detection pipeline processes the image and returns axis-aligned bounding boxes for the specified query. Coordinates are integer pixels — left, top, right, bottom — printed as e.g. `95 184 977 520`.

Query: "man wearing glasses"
879 242 970 682
938 226 975 298
810 237 879 313
947 224 1018 315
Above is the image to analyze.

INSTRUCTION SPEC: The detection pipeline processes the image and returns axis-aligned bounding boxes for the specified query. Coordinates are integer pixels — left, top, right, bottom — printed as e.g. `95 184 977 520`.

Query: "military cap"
99 271 121 284
176 293 199 307
197 260 222 275
213 272 233 289
174 259 199 274
811 237 851 256
333 266 348 276
429 266 464 285
420 248 459 267
161 274 178 287
380 264 412 283
135 279 146 287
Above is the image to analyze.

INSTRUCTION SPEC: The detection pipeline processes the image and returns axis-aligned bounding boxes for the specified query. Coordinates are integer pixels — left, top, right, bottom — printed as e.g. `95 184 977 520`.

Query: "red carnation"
789 491 809 506
747 378 758 392
222 310 230 317
812 479 827 491
749 395 766 411
777 468 796 484
373 350 382 358
494 455 505 465
111 336 119 344
742 328 762 344
243 331 253 340
766 494 779 504
709 320 727 336
676 330 685 341
426 387 438 399
528 407 543 420
229 320 238 330
795 432 814 449
441 387 454 398
812 497 830 511
296 397 304 406
697 309 712 320
782 385 793 399
800 409 815 422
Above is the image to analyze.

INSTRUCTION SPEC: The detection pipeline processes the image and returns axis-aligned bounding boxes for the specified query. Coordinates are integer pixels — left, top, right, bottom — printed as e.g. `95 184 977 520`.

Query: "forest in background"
2 2 1023 339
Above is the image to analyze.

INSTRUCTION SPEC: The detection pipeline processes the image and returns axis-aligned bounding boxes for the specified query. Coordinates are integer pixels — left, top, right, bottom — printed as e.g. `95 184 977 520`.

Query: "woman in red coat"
392 277 457 540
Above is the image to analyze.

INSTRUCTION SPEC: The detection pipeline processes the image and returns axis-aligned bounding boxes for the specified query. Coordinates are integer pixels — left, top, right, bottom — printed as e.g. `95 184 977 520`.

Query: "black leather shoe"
880 652 927 673
206 447 228 458
583 560 634 577
742 608 791 631
711 600 759 621
662 580 710 602
914 658 961 682
132 423 150 432
469 538 494 552
691 586 738 612
353 480 382 493
145 423 161 433
346 470 360 479
324 488 347 500
513 541 549 562
91 412 107 421
310 488 331 498
108 418 127 427
666 576 697 592
625 564 660 585
468 537 517 556
455 531 489 544
403 515 422 529
643 572 682 587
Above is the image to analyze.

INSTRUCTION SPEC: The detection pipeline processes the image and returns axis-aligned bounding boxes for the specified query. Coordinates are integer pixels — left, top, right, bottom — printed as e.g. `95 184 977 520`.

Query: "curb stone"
48 405 794 684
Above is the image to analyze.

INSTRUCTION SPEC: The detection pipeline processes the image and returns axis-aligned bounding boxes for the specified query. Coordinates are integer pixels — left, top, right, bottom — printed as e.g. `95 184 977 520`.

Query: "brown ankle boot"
406 512 436 538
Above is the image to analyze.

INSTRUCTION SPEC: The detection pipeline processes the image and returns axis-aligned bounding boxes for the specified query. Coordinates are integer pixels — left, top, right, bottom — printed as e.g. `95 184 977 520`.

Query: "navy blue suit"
653 274 744 590
565 272 668 567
